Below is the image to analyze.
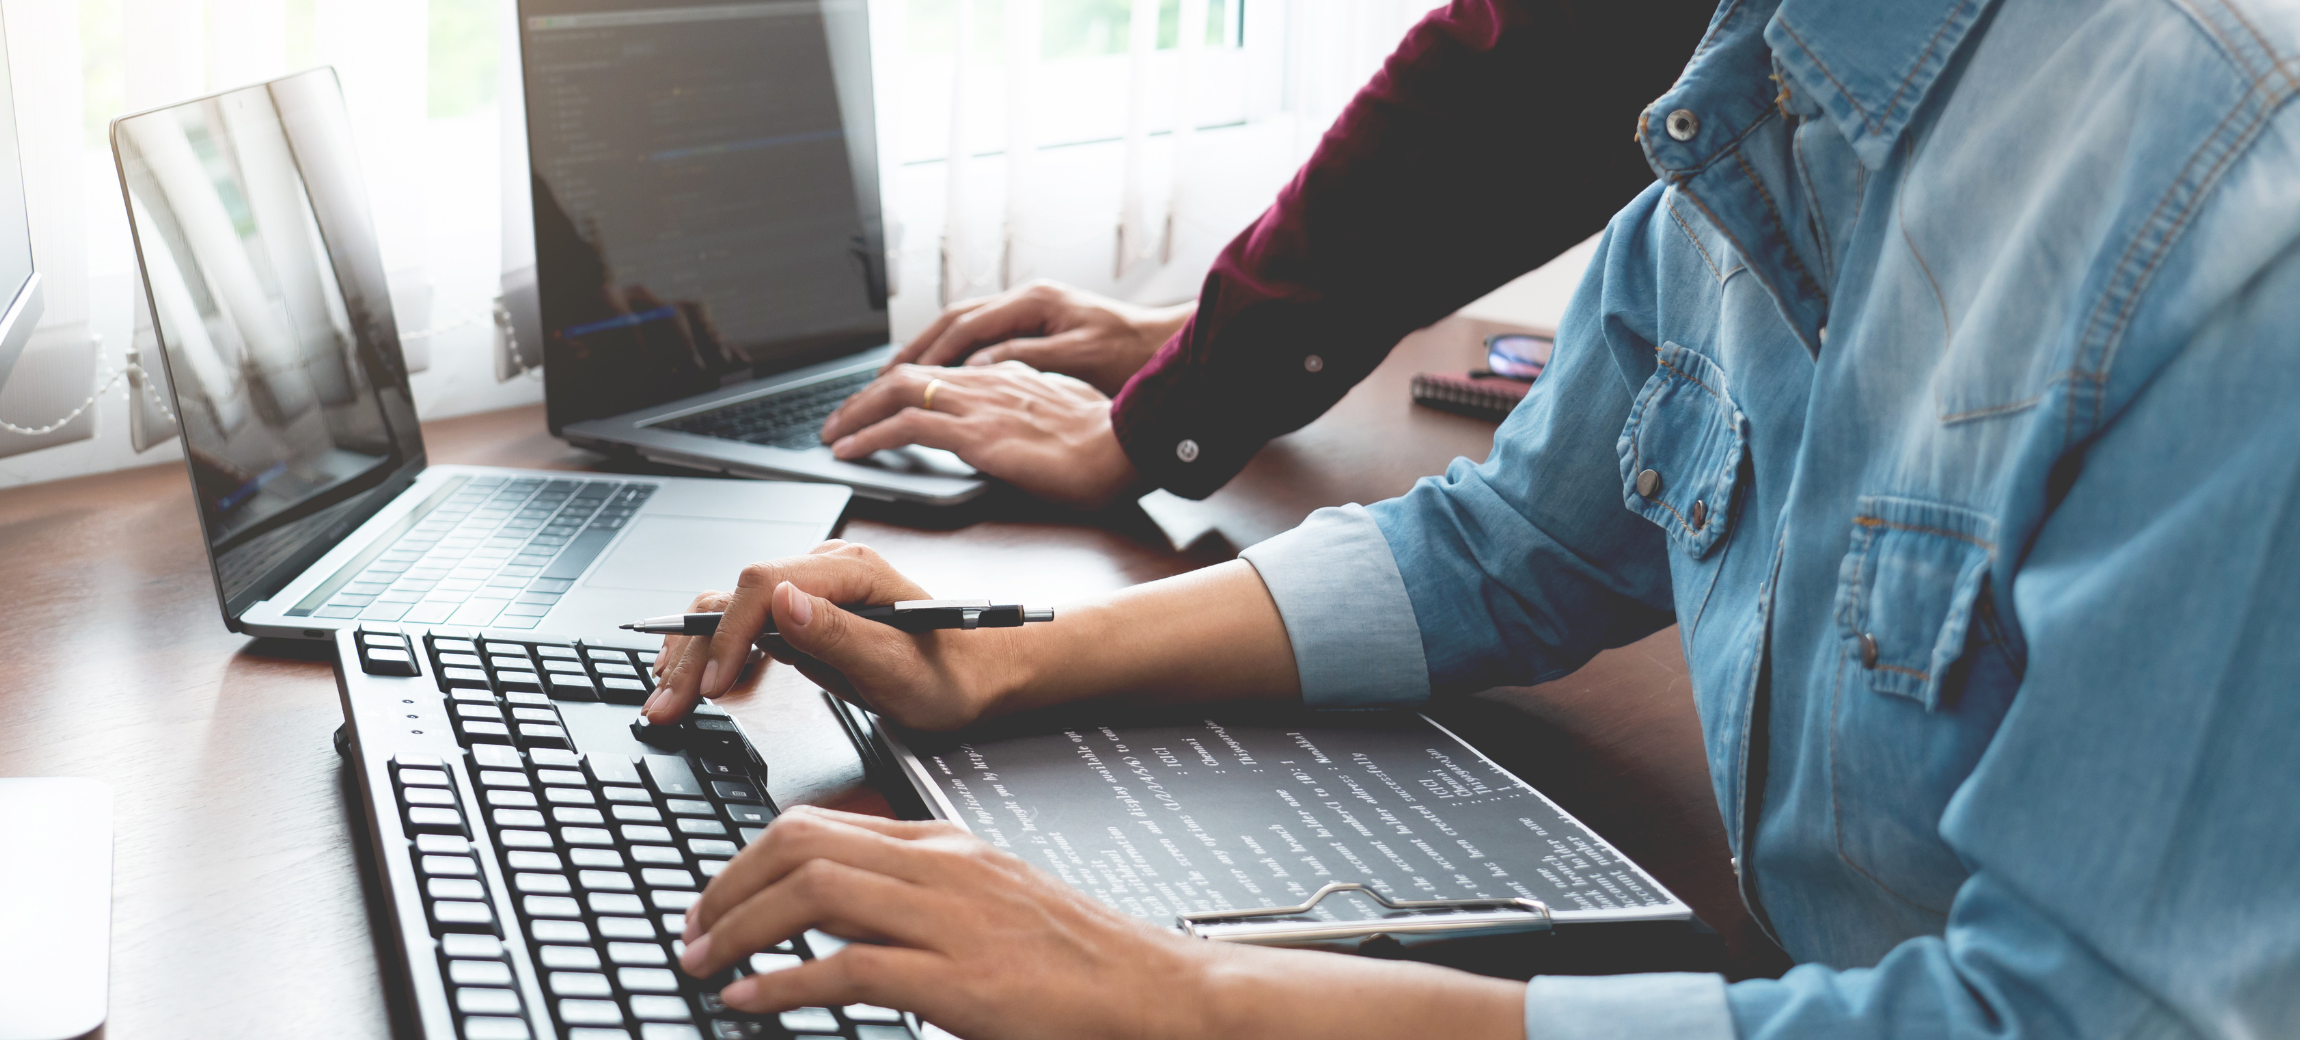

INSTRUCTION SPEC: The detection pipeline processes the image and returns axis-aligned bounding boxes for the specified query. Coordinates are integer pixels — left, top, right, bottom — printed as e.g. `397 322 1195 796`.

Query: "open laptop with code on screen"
112 67 851 642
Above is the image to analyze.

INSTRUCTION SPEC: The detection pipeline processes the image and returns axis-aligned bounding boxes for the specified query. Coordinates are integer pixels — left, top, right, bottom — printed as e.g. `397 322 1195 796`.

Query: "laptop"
112 69 853 642
516 0 989 506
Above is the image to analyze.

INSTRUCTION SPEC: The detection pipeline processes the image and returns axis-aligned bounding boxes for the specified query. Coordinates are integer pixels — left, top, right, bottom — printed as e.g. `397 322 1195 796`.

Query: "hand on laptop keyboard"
814 362 1140 509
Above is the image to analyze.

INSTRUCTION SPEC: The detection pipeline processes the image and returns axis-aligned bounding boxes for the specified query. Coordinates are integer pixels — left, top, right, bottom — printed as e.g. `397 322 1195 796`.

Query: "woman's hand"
677 807 1530 1040
818 361 1140 509
886 280 1195 396
644 540 1028 729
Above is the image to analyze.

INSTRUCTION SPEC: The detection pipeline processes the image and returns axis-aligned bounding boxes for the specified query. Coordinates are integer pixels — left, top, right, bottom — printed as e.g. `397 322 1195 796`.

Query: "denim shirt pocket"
1832 495 1998 709
1618 341 1748 559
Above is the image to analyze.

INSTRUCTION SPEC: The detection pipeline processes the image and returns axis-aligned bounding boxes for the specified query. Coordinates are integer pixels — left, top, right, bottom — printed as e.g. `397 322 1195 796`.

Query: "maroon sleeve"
1111 0 1713 499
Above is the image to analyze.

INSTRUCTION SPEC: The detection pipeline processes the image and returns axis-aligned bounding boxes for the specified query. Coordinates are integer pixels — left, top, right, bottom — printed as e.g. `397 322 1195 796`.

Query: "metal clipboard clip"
1175 881 1553 946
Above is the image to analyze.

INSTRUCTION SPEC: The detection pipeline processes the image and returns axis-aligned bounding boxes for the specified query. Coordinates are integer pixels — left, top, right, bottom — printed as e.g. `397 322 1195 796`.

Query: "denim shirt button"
1859 632 1881 669
1666 108 1700 141
1636 468 1663 498
1690 499 1708 528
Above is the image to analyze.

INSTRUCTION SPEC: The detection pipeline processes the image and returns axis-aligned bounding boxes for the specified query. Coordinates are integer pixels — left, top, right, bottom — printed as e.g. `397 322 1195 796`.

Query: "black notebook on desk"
860 706 1694 959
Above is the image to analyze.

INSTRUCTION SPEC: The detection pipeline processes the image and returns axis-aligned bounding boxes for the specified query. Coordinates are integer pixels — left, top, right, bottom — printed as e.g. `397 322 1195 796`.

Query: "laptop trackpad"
581 516 824 592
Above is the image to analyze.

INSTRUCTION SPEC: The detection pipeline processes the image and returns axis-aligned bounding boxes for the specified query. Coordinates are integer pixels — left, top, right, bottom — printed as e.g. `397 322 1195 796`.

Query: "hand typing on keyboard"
815 362 1142 509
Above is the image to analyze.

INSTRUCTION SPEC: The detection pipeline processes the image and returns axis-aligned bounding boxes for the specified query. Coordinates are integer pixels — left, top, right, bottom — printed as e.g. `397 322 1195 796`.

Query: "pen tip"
617 623 635 630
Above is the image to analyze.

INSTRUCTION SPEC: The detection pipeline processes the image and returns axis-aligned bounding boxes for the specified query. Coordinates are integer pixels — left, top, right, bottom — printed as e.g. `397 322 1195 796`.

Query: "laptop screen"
519 0 889 432
115 69 427 617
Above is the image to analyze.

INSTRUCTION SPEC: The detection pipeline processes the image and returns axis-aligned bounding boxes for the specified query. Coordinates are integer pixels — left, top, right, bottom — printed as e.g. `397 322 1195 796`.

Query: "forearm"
991 559 1299 715
1193 943 1525 1040
1129 300 1196 348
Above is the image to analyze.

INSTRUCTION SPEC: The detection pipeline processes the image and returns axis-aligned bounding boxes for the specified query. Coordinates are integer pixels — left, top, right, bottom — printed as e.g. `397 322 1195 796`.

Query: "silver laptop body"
114 68 851 641
518 0 987 506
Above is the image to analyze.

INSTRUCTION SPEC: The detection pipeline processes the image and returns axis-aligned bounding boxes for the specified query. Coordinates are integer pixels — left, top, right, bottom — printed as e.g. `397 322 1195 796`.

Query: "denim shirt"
1239 0 2300 1037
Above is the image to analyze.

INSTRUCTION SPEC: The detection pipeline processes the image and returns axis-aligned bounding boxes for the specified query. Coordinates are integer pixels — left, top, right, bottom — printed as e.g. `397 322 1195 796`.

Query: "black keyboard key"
570 847 626 868
724 804 771 826
519 723 573 748
846 1005 903 1024
430 900 493 931
558 999 624 1026
606 941 668 965
619 966 680 993
448 959 514 986
677 818 728 837
423 855 479 877
486 789 538 809
548 971 613 997
538 945 600 970
643 756 705 798
709 781 762 804
441 933 502 958
428 877 487 902
462 1015 531 1040
856 1026 916 1040
780 1009 840 1034
629 995 692 1022
473 744 524 769
507 850 563 871
587 755 642 786
406 807 464 833
416 834 470 855
599 677 650 705
461 720 513 743
598 916 655 939
399 768 452 787
513 872 571 894
402 787 457 807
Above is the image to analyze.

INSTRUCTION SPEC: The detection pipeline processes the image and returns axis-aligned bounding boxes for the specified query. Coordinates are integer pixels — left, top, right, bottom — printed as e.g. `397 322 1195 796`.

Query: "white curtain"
887 0 1435 338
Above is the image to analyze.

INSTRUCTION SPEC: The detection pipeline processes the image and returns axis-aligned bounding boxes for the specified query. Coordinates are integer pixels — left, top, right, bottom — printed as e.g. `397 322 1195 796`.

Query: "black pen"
619 598 1054 640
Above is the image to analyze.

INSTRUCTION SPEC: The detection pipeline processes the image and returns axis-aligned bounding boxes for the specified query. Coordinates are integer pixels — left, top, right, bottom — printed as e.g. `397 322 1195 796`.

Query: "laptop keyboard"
363 627 919 1040
654 371 874 450
303 476 658 630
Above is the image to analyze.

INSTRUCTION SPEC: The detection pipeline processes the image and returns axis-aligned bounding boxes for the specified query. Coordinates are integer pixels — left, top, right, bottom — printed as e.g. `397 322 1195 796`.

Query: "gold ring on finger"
923 377 945 413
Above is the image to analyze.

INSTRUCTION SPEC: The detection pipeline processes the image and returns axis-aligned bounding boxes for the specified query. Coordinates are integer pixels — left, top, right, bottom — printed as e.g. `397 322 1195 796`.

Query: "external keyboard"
292 476 659 630
338 624 921 1040
654 371 875 450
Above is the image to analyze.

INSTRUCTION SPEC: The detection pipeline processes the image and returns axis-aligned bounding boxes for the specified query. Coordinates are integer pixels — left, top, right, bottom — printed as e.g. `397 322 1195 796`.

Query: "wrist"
1132 300 1197 349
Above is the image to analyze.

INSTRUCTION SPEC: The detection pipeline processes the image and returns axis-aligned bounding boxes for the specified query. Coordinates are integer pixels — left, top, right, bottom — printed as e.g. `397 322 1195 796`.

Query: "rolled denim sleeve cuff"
1524 973 1735 1040
1238 504 1430 708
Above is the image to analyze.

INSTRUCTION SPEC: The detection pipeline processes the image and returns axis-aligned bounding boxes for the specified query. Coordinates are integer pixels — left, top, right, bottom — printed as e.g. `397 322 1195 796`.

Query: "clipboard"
836 699 1705 962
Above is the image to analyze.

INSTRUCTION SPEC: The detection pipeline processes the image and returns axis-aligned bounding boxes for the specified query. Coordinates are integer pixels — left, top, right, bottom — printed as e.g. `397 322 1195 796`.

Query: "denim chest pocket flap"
1618 341 1748 558
1833 496 1998 709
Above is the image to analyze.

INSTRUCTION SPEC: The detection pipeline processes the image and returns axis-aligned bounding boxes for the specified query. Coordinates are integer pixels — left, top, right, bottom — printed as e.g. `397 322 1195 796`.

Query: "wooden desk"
0 317 1781 1038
